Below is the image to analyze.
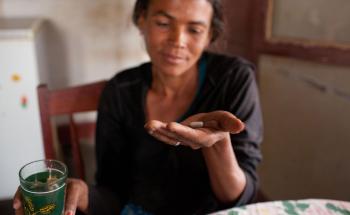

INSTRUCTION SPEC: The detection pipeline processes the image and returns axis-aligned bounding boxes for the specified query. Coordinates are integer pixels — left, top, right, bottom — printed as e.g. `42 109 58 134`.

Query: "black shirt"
89 52 263 215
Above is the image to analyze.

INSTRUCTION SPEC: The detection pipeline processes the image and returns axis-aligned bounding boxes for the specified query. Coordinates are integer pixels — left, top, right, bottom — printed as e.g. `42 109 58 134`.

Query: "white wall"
0 0 149 188
0 0 149 89
257 0 350 201
258 55 350 201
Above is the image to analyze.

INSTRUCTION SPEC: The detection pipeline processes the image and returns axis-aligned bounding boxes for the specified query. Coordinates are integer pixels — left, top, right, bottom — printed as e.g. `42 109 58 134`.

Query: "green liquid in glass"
21 170 66 215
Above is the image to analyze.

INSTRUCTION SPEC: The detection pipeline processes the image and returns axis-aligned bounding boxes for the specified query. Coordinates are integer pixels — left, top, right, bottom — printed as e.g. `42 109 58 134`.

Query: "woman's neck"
151 66 198 99
146 65 199 122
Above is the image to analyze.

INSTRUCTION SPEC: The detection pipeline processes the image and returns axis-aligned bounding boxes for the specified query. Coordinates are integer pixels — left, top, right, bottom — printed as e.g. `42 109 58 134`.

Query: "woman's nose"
168 27 186 48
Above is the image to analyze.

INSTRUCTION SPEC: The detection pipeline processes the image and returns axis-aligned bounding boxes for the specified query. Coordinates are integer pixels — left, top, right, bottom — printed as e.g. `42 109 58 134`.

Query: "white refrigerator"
0 18 47 199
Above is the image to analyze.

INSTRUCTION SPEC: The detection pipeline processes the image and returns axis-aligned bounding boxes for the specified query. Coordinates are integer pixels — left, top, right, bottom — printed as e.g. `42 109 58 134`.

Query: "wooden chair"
37 80 107 179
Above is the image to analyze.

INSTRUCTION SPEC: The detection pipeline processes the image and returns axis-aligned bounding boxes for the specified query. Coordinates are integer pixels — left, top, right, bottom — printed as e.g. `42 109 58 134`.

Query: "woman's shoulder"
205 51 256 80
206 51 254 69
107 62 152 89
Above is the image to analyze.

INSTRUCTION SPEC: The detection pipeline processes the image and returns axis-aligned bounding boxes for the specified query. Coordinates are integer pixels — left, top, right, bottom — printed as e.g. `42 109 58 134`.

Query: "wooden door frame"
251 0 350 67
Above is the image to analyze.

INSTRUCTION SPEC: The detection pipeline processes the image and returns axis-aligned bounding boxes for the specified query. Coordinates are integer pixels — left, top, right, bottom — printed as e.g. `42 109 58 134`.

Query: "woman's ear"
205 30 213 48
137 12 146 35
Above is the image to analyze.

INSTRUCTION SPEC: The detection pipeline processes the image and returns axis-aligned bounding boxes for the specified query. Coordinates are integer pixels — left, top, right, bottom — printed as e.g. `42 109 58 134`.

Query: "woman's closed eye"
188 27 203 35
155 21 170 28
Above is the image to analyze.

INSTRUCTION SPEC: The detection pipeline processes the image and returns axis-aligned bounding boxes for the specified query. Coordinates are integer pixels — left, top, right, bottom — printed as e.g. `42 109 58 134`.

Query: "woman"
14 0 263 214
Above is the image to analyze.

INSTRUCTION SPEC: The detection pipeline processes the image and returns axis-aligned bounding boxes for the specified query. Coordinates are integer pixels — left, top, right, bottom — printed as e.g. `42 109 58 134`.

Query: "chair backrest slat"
37 80 107 179
49 81 106 115
69 115 85 179
38 84 55 159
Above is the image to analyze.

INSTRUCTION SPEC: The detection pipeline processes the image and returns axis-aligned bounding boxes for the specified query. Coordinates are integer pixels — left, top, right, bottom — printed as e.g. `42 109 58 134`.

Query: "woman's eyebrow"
152 10 208 27
152 10 174 19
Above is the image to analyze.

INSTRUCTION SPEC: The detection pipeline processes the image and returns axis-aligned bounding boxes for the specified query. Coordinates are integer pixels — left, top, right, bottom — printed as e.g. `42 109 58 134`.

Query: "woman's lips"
162 53 185 65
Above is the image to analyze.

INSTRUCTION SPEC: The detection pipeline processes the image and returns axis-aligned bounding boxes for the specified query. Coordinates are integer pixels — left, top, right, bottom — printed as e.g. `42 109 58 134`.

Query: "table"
210 199 350 215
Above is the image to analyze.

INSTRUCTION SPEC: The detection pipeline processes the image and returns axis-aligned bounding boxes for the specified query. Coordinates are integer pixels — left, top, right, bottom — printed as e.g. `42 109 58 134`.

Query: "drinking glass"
19 159 68 215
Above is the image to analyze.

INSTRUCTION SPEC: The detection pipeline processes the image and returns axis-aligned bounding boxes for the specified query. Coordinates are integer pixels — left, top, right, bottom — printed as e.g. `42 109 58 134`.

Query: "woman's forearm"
201 134 246 204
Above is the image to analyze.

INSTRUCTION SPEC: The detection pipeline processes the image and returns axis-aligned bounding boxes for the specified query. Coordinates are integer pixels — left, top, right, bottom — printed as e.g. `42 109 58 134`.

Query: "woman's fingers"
144 120 167 131
167 122 224 148
65 180 79 215
13 188 21 209
143 111 243 149
183 111 245 134
13 187 23 215
150 127 182 146
144 120 179 146
145 120 202 148
15 206 24 215
149 120 219 148
158 127 203 149
64 179 88 215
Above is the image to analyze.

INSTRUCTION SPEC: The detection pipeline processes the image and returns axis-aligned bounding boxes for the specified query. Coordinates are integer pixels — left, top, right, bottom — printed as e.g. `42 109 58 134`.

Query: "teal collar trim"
177 55 207 122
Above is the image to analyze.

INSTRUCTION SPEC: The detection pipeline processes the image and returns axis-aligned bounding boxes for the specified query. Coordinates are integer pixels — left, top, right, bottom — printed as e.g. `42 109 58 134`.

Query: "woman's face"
138 0 213 77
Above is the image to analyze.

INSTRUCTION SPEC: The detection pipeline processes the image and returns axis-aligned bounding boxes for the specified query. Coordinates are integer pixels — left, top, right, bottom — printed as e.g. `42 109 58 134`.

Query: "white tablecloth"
210 199 350 215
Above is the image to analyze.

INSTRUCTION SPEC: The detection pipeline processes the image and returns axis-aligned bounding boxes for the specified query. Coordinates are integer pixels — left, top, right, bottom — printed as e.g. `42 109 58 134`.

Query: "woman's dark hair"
132 0 224 43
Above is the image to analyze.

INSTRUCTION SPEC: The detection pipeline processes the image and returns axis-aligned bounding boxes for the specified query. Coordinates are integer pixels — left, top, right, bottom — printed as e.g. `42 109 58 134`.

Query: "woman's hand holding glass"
13 178 89 215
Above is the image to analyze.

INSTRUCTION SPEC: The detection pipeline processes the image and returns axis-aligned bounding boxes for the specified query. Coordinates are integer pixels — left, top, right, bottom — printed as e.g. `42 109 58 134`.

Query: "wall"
257 0 350 201
0 0 254 89
0 0 255 186
213 0 255 60
0 0 149 186
258 55 350 201
0 0 149 89
272 0 350 44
